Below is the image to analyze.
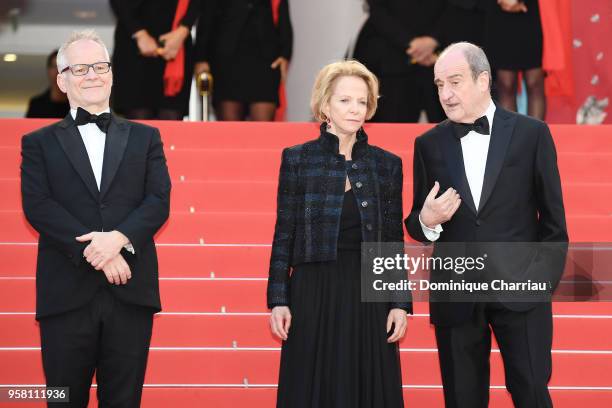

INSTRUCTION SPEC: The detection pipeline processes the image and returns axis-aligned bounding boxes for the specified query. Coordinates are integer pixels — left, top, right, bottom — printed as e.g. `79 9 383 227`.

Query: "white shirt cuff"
419 214 442 242
124 243 135 254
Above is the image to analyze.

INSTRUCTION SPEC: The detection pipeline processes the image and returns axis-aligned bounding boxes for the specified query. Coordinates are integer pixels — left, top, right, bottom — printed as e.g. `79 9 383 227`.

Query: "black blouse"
338 187 363 251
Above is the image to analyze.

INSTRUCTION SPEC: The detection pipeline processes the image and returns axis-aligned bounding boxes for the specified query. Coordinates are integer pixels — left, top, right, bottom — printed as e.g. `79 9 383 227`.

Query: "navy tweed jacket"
267 124 412 313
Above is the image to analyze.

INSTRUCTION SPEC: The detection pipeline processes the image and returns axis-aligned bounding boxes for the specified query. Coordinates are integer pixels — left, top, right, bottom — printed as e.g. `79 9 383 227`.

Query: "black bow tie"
75 107 111 133
452 115 490 138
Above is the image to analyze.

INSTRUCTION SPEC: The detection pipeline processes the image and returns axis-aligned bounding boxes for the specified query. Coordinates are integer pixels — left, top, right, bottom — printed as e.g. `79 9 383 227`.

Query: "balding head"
433 42 492 123
438 42 492 90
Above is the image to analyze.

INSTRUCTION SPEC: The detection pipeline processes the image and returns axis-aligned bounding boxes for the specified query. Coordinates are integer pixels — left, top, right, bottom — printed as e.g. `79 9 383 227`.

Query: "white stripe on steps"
1 384 612 391
1 311 612 319
1 347 612 355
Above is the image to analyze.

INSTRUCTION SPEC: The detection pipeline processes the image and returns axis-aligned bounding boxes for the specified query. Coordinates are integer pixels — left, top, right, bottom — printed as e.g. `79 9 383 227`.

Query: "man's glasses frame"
60 62 112 76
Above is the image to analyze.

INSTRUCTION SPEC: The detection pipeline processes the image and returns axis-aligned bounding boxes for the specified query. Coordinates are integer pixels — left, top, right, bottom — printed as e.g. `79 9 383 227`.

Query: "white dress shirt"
71 107 134 253
421 100 497 241
71 108 109 190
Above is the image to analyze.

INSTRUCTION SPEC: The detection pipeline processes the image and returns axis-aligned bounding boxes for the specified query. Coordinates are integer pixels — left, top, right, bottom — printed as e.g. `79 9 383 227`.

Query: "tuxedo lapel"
99 115 129 200
478 107 516 213
439 121 478 215
55 115 99 200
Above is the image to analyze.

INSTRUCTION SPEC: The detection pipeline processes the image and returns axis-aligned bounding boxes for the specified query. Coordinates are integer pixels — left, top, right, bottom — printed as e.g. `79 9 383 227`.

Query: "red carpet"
0 119 611 407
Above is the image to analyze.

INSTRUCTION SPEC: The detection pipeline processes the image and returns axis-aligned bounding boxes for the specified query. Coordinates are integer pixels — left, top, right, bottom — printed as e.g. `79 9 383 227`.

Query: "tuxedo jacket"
405 107 568 327
21 114 171 319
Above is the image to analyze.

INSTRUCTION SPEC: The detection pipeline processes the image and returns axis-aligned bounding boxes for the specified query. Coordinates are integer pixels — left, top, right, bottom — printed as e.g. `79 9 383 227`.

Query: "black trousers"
373 66 446 123
39 288 155 408
435 302 553 408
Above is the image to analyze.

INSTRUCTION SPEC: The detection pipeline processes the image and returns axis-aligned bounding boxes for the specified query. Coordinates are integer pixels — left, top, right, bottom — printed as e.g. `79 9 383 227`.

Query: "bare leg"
249 102 277 121
495 69 519 113
216 101 246 121
523 67 546 120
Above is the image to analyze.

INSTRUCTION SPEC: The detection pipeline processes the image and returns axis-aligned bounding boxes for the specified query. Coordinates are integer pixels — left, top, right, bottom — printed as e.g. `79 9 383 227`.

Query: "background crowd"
23 0 602 124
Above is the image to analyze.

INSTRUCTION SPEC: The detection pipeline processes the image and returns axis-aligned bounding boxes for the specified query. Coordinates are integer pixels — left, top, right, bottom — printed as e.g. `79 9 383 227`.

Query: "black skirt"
276 189 404 407
211 11 280 105
212 55 280 105
484 0 543 70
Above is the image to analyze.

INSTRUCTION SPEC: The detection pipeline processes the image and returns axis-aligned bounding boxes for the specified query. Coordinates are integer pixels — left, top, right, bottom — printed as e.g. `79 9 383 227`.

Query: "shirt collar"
483 99 496 133
70 107 111 121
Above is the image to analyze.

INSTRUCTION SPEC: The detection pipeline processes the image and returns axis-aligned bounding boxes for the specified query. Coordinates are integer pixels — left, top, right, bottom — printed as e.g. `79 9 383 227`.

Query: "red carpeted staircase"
0 120 611 407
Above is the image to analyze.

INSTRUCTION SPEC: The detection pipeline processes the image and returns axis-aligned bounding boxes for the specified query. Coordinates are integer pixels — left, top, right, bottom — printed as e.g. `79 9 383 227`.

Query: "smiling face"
57 39 112 113
323 75 368 138
434 49 490 123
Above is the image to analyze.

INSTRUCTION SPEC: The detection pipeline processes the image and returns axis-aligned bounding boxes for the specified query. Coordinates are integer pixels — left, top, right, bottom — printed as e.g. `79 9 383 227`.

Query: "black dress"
195 0 293 106
110 0 200 116
276 187 404 408
212 9 280 105
483 0 543 70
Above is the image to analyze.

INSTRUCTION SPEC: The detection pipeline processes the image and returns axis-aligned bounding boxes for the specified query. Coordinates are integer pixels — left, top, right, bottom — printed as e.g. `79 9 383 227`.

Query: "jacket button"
476 220 482 226
355 181 363 188
361 201 368 207
366 224 373 231
352 163 358 170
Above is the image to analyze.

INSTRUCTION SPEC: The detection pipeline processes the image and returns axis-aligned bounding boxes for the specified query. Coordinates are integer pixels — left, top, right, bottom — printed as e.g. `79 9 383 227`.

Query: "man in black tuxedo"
21 30 171 407
405 42 567 407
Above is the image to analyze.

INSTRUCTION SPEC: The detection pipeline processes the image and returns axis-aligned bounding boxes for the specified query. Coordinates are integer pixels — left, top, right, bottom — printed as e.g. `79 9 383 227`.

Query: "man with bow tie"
20 29 171 407
405 42 567 407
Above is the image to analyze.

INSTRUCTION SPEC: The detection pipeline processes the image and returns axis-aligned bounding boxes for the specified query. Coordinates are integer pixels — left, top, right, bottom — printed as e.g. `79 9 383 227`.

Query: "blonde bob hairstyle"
310 60 379 122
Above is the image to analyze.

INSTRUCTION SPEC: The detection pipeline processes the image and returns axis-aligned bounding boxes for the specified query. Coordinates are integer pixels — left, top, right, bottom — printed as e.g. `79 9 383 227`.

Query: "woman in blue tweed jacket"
268 60 410 407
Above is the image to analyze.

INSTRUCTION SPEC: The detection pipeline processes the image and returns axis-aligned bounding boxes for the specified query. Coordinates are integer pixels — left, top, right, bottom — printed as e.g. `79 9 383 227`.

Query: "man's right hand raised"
419 181 462 228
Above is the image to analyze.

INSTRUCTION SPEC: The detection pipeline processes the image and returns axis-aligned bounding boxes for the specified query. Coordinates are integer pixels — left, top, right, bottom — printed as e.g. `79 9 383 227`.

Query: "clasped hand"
134 26 190 60
76 231 132 285
158 26 190 61
498 0 528 13
406 36 439 67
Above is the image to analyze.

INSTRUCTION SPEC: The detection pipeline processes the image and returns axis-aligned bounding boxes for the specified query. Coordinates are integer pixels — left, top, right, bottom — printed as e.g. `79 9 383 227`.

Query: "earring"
326 118 331 130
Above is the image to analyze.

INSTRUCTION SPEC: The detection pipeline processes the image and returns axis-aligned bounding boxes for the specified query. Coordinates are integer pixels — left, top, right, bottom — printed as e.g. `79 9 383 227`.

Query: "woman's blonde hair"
310 60 379 122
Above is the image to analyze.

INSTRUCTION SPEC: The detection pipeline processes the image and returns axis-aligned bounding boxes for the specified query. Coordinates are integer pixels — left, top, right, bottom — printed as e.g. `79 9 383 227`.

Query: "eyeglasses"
60 62 112 76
